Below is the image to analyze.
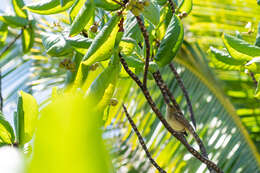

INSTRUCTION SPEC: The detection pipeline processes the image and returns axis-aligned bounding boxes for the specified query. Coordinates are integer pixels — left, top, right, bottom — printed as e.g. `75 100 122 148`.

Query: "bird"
166 105 188 136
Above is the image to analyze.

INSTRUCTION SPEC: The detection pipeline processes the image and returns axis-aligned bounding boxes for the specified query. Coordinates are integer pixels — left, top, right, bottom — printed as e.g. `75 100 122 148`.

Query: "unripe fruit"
90 24 98 33
110 98 118 106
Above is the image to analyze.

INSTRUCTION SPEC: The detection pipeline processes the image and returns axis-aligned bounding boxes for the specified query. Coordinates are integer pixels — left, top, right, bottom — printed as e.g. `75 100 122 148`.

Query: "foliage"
0 0 260 172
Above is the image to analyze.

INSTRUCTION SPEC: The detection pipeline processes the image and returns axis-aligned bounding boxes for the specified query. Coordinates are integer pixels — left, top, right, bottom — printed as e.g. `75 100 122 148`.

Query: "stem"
122 104 166 173
169 63 196 129
0 30 23 112
167 0 176 14
135 16 150 88
111 0 124 7
249 71 258 87
119 54 223 173
0 31 23 58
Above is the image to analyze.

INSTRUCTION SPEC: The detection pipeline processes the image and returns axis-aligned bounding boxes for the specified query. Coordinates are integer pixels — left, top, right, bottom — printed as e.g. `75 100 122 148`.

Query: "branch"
0 30 23 112
169 63 196 129
119 53 223 173
167 0 176 14
249 71 258 87
135 16 150 88
0 30 23 58
122 104 166 173
111 0 124 7
153 70 216 173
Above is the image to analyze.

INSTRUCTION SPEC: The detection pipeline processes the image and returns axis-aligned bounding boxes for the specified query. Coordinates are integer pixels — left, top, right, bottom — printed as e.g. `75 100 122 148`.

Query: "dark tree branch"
169 63 196 129
0 31 23 58
0 30 23 112
112 0 124 7
167 0 176 14
119 53 223 173
122 104 166 173
135 16 150 88
249 71 258 87
153 70 215 173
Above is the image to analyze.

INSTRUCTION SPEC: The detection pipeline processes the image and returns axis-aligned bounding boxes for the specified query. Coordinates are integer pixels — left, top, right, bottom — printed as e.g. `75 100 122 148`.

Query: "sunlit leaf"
0 113 15 145
222 33 260 61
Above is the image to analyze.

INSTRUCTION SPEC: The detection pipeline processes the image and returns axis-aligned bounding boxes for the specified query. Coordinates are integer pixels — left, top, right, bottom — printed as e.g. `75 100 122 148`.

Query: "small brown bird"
166 105 188 136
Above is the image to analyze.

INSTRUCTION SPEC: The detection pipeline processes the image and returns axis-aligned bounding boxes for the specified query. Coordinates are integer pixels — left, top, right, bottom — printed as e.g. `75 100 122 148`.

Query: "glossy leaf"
0 13 28 28
22 24 35 53
123 12 143 43
222 33 260 61
155 14 184 67
82 13 120 66
69 0 95 37
25 0 75 15
209 47 244 71
119 37 137 56
65 35 92 49
69 0 85 22
41 32 73 57
85 54 120 107
0 113 15 145
94 0 121 11
17 91 38 146
178 0 193 14
143 0 160 26
245 57 260 74
12 0 28 18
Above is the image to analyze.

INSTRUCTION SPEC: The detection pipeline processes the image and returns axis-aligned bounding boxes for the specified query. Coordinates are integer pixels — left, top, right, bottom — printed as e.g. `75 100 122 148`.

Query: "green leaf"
142 0 160 26
25 0 75 15
255 79 260 98
27 94 112 173
123 12 143 43
0 113 15 145
41 32 73 57
94 0 121 11
245 57 260 74
222 33 260 61
82 13 121 66
255 22 260 47
258 0 260 5
86 53 120 107
69 0 85 22
119 38 136 56
178 0 193 15
0 13 28 28
65 35 92 49
12 0 28 18
17 91 38 146
69 0 95 37
209 47 244 71
60 0 72 7
22 24 35 53
155 14 184 67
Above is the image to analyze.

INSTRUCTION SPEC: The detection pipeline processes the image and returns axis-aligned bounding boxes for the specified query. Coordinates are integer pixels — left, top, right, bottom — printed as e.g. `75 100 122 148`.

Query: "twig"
111 0 124 7
0 30 23 112
119 53 223 173
135 16 150 88
169 63 196 129
167 0 176 14
153 70 214 173
249 71 258 87
0 31 23 58
122 104 166 173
